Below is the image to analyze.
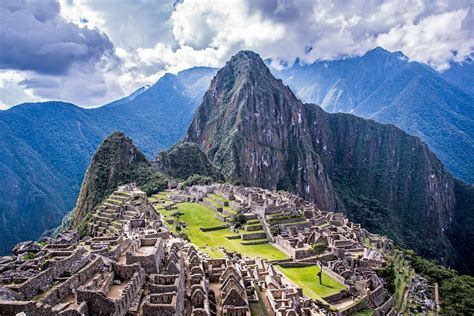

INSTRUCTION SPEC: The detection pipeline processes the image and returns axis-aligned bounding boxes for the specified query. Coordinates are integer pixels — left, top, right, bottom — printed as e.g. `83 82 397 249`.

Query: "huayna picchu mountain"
186 50 473 273
72 132 168 232
70 132 223 233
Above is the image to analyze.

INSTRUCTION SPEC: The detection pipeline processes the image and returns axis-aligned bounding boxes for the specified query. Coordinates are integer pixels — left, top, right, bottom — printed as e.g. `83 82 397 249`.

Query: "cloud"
377 9 474 70
0 0 115 75
1 0 473 108
129 0 473 73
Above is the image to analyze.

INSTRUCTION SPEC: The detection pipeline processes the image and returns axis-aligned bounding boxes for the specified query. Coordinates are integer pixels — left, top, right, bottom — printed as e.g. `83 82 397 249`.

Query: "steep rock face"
154 142 224 181
273 48 474 184
186 51 338 212
186 51 458 264
73 132 156 227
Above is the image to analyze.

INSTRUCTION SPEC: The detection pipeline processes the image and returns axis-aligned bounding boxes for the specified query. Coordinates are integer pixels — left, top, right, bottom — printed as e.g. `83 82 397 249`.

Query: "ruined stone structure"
1 183 400 315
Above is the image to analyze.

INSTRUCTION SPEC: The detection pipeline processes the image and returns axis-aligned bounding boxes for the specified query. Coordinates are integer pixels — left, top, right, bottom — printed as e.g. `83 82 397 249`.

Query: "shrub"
311 243 328 255
23 252 37 260
270 225 280 236
177 232 189 241
184 174 214 186
232 213 247 228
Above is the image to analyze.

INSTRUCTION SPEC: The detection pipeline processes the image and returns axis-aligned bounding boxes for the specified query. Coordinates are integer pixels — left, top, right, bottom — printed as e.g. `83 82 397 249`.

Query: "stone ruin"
0 183 402 315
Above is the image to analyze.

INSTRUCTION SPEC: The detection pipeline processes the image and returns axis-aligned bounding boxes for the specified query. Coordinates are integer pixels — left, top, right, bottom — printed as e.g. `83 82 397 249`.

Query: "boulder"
12 241 41 255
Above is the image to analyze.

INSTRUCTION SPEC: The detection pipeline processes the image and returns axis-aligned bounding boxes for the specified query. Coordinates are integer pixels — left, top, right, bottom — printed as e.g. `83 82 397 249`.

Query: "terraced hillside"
150 190 287 261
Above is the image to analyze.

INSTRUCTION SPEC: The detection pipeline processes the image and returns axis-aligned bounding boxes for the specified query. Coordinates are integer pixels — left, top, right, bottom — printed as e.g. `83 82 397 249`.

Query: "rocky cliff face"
73 132 163 228
186 51 338 212
154 142 223 181
185 51 459 265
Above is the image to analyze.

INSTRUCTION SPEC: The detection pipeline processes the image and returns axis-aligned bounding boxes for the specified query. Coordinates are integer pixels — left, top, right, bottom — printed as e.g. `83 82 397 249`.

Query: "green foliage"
449 180 474 274
177 232 189 241
23 252 37 260
231 213 247 229
270 225 280 236
183 174 214 186
155 142 224 181
268 214 303 224
375 264 396 294
402 249 474 314
230 179 241 186
77 212 93 237
440 275 474 315
311 243 328 255
171 211 184 221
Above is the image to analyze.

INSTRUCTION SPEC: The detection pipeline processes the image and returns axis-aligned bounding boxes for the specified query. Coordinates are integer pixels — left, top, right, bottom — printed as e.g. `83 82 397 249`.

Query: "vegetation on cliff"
401 249 474 314
185 50 469 272
154 142 224 182
72 132 167 229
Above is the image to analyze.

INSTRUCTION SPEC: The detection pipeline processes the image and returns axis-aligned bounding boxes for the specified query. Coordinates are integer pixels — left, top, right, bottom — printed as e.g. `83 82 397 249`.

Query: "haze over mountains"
0 67 216 254
0 47 472 265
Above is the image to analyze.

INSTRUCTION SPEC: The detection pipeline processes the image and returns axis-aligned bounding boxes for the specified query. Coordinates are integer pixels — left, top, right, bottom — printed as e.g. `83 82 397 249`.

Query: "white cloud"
1 0 473 109
377 9 473 70
0 70 41 109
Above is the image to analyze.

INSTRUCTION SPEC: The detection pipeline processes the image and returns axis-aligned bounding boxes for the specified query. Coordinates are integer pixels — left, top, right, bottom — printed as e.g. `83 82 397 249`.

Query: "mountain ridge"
272 47 474 184
0 67 216 254
186 50 471 272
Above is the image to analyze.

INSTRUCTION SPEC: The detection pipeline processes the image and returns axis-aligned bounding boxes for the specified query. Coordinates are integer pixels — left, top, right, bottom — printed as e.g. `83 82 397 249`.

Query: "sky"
0 0 473 109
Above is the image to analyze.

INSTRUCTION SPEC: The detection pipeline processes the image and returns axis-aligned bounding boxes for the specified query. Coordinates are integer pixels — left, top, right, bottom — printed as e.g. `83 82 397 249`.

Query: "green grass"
352 308 374 316
158 202 287 260
208 193 228 202
150 192 171 201
275 265 346 300
205 196 237 214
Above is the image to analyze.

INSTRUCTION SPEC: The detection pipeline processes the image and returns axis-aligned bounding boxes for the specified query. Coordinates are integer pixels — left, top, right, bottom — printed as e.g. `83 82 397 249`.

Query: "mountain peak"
222 50 271 78
73 131 149 228
363 46 406 60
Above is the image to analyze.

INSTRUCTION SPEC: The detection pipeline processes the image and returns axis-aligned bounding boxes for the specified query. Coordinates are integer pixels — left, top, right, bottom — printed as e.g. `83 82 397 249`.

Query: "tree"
311 243 328 255
171 211 184 230
270 225 280 236
317 270 323 284
232 213 247 228
171 211 184 222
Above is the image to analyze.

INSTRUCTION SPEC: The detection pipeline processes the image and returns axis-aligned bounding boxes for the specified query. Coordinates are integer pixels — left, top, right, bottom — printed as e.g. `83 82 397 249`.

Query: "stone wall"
340 296 368 315
16 249 86 299
322 266 346 285
374 296 394 316
200 225 227 232
41 257 104 306
241 232 266 240
126 238 163 274
0 300 37 315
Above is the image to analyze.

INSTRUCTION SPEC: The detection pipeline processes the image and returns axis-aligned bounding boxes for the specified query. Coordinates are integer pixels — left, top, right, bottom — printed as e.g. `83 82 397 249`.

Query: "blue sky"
1 0 473 108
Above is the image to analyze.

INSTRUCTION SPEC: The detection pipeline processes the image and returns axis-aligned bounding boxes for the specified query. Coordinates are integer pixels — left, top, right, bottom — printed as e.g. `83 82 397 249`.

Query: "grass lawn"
352 308 374 316
150 192 171 201
275 265 346 300
158 202 287 261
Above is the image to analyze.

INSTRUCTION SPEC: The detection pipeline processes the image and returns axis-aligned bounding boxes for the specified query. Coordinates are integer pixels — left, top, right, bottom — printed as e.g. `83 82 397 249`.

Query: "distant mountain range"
272 47 474 184
0 67 216 254
0 46 472 260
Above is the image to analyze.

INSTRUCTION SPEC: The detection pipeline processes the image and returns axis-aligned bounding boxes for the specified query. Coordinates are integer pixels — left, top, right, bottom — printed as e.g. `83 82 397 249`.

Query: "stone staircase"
88 190 137 236
239 217 269 245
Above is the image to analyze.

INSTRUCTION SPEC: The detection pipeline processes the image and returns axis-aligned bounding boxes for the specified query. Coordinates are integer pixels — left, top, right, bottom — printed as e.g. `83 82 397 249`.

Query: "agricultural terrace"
275 265 347 303
151 193 288 261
